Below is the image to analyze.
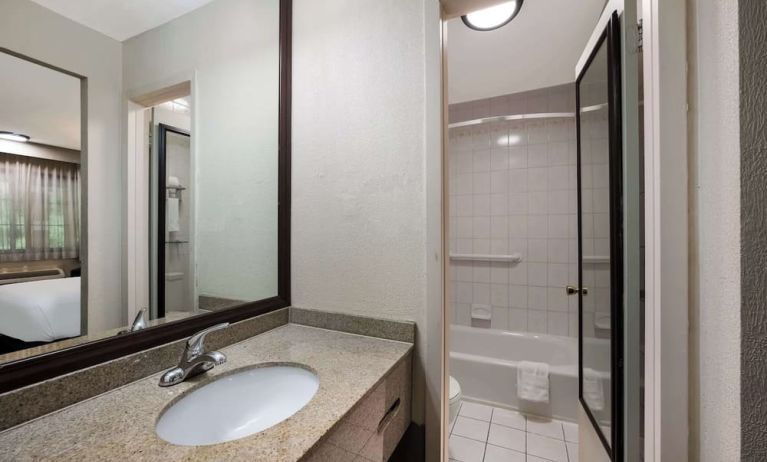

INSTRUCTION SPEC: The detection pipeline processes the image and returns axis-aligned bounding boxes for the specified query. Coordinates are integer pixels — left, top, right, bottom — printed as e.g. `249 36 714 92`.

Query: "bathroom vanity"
0 319 413 461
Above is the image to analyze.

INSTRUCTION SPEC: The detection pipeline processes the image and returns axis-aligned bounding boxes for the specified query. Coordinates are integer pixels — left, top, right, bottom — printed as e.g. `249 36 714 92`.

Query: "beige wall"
0 140 80 164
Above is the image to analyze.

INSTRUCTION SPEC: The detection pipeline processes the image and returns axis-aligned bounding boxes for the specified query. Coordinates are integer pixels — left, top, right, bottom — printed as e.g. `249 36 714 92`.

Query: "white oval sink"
156 365 319 446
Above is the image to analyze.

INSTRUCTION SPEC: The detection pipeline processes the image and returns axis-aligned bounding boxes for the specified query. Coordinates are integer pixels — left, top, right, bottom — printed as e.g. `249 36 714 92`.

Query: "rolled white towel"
517 361 550 403
167 176 181 188
583 368 605 411
167 198 180 232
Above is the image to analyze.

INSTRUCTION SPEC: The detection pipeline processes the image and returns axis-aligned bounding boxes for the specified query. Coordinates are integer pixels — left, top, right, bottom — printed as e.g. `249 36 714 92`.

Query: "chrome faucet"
159 323 230 387
118 309 147 335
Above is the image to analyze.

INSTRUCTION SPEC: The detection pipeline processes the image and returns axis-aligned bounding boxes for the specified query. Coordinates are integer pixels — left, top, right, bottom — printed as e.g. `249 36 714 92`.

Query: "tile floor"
448 402 579 462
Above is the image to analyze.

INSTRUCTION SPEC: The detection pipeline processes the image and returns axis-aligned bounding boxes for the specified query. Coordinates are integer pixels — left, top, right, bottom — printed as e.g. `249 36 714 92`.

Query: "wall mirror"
0 0 291 392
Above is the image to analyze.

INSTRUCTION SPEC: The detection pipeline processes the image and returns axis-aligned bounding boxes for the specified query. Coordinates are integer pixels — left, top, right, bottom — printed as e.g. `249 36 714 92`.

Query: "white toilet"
449 376 462 425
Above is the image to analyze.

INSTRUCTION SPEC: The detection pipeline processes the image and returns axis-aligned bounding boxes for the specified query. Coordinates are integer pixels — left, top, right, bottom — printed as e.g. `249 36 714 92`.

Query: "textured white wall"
688 0 741 459
292 0 443 432
292 0 428 322
0 0 124 332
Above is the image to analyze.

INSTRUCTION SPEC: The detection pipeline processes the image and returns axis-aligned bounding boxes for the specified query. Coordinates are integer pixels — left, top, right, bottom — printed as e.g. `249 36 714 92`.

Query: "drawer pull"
377 398 401 433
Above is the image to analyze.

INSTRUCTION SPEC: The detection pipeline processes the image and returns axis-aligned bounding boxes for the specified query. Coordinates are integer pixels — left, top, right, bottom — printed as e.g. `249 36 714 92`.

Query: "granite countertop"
0 324 413 462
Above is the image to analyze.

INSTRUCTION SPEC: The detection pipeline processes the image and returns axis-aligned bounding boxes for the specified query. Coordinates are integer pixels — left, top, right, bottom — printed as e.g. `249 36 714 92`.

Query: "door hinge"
636 20 643 52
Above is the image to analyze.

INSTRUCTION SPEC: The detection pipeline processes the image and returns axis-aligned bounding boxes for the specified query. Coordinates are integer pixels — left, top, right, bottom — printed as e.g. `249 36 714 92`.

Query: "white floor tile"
562 422 578 443
526 417 564 440
526 433 568 462
487 424 526 453
526 456 552 462
483 444 526 462
449 435 486 462
453 416 490 442
460 402 494 421
492 408 526 430
566 443 579 462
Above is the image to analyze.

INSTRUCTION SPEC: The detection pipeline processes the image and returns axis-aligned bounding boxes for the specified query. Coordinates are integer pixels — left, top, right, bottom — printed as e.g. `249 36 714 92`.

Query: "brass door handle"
566 285 589 295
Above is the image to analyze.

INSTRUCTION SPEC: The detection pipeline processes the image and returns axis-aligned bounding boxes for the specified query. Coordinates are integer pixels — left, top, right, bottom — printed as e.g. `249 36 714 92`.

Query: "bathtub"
449 325 582 421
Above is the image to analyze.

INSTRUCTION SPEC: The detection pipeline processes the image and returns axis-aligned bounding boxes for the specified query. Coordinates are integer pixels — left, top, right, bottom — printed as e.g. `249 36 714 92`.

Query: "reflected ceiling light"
462 1 523 31
0 131 30 143
497 134 521 146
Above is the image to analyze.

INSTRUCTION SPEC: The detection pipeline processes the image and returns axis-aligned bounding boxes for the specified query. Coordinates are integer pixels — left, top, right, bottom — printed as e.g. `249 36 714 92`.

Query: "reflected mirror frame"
0 0 292 394
575 11 624 459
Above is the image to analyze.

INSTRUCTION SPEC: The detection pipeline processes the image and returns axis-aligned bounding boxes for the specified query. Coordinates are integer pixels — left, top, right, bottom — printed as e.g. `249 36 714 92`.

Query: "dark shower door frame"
156 123 190 319
576 11 625 460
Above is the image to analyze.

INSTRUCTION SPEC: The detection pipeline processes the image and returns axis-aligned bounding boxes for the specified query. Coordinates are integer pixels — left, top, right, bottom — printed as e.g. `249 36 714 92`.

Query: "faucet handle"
186 323 229 357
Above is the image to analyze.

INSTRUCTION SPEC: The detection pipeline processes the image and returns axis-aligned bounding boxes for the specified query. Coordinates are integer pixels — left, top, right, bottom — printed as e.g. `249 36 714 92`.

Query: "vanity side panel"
303 352 412 462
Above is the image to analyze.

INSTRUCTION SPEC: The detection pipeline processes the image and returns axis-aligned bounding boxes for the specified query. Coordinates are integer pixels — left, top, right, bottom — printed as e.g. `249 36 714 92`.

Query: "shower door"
573 1 642 460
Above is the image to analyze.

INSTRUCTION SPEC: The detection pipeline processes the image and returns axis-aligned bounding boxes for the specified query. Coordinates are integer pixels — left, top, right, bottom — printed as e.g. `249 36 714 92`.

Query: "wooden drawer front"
303 353 412 462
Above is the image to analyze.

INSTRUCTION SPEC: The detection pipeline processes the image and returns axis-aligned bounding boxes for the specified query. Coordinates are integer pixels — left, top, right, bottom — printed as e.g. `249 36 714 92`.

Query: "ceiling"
29 0 217 42
0 53 81 150
448 0 606 103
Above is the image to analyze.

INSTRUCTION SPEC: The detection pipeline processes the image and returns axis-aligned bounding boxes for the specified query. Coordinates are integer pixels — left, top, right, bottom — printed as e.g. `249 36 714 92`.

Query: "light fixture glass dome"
462 1 523 31
0 131 30 143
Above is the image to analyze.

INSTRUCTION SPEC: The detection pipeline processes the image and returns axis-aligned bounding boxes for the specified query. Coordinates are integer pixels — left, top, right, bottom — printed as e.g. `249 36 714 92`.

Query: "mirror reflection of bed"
0 269 81 355
0 50 83 356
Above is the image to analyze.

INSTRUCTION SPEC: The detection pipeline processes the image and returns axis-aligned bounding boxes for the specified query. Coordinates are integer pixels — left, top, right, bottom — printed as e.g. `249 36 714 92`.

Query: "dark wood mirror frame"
0 0 292 395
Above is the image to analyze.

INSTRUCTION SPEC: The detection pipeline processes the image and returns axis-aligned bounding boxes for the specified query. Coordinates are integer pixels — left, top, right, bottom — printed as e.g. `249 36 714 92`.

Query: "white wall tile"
491 262 509 284
472 216 490 238
508 146 527 169
528 239 548 263
490 238 508 254
491 149 510 171
528 311 547 333
509 263 528 285
491 283 509 307
547 287 569 312
547 263 569 288
509 308 528 330
527 143 548 167
473 262 490 283
448 85 578 337
473 194 490 216
508 285 528 308
490 194 509 217
508 215 527 238
528 263 548 287
490 171 508 195
472 282 490 305
508 169 528 192
508 193 529 215
491 306 509 330
528 286 548 310
528 167 549 191
527 215 548 239
547 239 569 263
528 191 548 215
472 172 491 194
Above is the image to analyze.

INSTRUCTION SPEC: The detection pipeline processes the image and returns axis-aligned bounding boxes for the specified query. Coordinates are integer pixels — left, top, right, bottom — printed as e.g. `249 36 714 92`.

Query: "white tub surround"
450 325 611 422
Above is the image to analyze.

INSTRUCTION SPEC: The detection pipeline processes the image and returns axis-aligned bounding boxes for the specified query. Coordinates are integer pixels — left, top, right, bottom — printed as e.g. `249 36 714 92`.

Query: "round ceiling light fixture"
461 1 523 31
0 131 30 143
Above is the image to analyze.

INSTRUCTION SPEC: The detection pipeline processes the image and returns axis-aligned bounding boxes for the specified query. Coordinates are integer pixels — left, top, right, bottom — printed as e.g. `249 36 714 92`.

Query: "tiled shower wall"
448 84 580 337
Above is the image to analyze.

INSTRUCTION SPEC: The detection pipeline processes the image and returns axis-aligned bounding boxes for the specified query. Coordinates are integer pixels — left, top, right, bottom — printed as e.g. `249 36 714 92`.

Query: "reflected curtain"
0 153 81 262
